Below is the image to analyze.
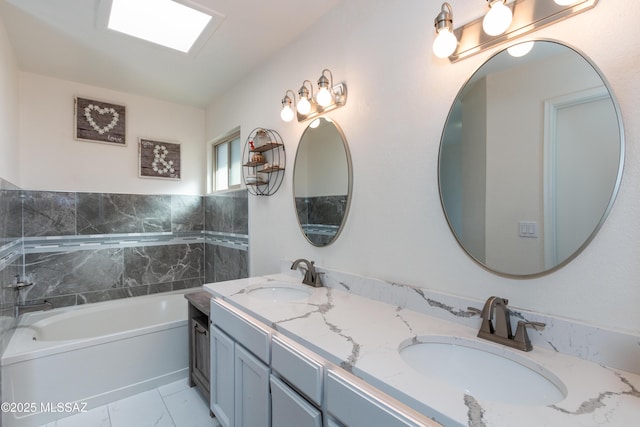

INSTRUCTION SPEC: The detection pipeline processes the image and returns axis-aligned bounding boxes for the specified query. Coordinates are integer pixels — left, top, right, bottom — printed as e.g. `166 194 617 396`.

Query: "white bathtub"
1 291 192 427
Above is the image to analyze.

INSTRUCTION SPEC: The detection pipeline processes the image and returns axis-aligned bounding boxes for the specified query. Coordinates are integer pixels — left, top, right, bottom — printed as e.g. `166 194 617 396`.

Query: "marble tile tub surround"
0 178 22 412
278 261 640 375
0 178 23 320
1 189 249 310
204 190 249 284
206 269 640 427
16 191 207 308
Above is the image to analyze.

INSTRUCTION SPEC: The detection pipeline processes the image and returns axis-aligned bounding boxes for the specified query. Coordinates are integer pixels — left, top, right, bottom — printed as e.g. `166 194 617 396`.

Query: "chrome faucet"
290 259 323 287
468 296 545 352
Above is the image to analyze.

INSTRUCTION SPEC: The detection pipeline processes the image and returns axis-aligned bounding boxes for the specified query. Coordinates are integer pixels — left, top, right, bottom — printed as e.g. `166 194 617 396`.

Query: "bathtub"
1 291 193 427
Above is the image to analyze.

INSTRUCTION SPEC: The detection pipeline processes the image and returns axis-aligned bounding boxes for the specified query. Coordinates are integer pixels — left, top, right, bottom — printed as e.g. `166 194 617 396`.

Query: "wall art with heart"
74 96 126 145
139 138 181 180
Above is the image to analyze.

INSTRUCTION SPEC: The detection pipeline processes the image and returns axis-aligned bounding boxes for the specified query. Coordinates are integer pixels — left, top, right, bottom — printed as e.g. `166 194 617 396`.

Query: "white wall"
19 73 206 195
205 0 640 334
0 17 19 185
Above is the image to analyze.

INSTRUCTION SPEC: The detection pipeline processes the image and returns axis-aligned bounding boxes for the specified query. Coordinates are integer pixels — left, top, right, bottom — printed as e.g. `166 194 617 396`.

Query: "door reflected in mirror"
293 118 352 246
438 40 624 278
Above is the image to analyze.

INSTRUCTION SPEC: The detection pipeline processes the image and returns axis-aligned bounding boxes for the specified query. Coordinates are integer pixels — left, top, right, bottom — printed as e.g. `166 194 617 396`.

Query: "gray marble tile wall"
204 190 249 283
0 178 22 404
1 187 249 312
19 191 206 308
0 179 22 314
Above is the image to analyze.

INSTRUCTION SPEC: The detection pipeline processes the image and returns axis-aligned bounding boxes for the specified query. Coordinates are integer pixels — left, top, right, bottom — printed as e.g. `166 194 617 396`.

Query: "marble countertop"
204 273 640 427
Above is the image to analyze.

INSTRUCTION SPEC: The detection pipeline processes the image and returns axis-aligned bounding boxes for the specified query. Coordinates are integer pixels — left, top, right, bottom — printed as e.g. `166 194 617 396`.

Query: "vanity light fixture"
279 68 347 123
483 0 513 36
436 0 599 62
433 3 458 59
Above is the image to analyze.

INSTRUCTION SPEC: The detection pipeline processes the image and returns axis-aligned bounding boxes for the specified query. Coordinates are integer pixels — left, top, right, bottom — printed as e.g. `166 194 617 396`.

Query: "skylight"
107 0 213 53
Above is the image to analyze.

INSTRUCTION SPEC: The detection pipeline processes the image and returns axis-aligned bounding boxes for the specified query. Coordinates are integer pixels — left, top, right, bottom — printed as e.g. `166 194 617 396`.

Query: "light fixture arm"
282 89 296 108
317 69 334 93
298 80 314 102
435 2 453 33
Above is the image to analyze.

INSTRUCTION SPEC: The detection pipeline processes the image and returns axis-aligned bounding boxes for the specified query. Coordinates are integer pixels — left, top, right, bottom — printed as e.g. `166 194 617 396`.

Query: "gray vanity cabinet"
210 298 271 427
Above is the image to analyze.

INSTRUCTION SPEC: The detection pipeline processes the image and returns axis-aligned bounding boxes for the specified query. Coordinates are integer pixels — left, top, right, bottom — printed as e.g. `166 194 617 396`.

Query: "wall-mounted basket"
242 128 286 196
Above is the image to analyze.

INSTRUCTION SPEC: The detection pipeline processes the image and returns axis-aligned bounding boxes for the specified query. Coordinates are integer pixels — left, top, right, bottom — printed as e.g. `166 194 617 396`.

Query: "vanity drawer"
271 335 324 406
326 368 434 427
210 298 270 364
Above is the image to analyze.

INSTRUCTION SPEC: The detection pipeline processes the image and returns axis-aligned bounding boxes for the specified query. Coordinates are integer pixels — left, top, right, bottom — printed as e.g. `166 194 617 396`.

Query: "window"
213 133 241 192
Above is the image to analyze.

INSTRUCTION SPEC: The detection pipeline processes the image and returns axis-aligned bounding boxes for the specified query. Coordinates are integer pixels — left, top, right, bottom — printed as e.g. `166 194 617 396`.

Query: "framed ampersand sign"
138 138 181 180
74 96 126 146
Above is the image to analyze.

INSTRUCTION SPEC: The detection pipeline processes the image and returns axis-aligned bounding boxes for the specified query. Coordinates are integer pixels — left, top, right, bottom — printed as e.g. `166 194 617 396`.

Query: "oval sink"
246 282 312 302
399 336 566 405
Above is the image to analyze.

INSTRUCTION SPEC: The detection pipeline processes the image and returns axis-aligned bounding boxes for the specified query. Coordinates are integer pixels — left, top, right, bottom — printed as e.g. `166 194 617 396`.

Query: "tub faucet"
290 259 323 287
468 296 545 352
15 301 54 317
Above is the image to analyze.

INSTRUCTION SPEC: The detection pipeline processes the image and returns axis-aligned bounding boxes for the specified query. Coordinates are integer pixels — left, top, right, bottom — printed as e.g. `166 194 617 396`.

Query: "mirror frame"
293 118 353 247
437 39 625 279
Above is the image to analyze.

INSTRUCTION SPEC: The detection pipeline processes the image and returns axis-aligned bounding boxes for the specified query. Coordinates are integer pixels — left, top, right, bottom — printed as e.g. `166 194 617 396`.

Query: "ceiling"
0 0 342 107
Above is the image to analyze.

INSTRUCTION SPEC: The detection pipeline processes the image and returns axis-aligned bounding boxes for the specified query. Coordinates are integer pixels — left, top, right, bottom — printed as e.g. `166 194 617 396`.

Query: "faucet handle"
467 307 482 316
514 321 546 352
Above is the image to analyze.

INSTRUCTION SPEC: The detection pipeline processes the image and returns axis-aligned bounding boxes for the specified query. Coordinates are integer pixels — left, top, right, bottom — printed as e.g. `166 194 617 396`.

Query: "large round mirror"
438 40 624 278
293 118 352 246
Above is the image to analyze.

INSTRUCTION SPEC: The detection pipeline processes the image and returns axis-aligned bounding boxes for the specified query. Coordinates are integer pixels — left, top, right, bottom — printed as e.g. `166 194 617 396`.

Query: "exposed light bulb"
280 104 294 122
316 87 333 107
554 0 577 5
507 41 534 57
483 1 513 36
297 97 311 115
309 119 321 128
433 28 457 58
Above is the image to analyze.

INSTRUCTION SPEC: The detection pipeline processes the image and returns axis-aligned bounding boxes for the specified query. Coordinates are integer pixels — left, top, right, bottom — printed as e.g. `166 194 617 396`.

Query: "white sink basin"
399 336 566 405
246 282 312 302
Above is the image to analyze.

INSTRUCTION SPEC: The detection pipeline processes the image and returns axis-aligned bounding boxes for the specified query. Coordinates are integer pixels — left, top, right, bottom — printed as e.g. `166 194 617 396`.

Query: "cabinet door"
235 344 271 427
270 375 322 427
192 318 210 395
211 326 235 427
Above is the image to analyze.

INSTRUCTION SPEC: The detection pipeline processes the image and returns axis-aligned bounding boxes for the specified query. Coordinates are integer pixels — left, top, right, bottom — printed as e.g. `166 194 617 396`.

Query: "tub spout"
15 301 53 317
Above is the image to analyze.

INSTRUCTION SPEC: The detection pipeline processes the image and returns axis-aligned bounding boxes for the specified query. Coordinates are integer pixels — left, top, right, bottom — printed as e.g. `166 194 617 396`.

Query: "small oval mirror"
438 40 624 278
293 118 352 246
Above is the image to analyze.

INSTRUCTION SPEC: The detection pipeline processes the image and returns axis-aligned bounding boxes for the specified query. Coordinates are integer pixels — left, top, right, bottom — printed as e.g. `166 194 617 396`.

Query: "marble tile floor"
39 378 220 427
